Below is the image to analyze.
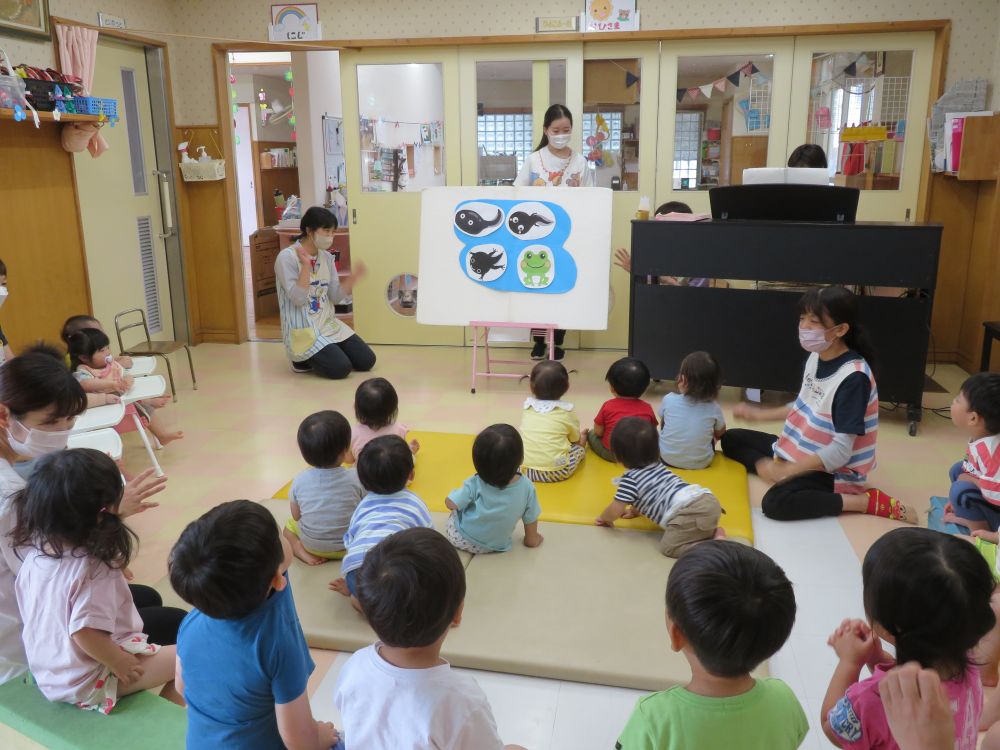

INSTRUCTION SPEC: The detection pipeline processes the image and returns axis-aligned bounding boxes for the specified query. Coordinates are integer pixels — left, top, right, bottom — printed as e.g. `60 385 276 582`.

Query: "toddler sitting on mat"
659 351 726 469
348 377 419 462
330 435 432 612
519 360 587 482
283 410 365 565
588 357 656 463
445 424 543 553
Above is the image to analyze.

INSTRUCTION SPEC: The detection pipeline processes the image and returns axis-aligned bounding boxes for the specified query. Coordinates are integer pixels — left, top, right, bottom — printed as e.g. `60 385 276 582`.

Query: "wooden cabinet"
729 136 768 186
249 228 279 320
926 114 1000 370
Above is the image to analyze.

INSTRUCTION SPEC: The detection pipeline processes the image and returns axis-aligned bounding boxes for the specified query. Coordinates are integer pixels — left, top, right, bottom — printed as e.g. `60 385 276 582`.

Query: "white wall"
291 50 343 210
358 63 446 191
252 74 295 143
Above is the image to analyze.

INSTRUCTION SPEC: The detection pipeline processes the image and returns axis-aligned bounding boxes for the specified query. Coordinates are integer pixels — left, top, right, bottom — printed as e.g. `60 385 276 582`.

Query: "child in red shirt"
588 357 657 462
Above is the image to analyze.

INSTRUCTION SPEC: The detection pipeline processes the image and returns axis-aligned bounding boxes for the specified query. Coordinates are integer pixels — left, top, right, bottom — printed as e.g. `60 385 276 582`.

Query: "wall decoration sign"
583 0 639 33
269 4 322 42
0 0 49 37
536 16 580 33
418 187 612 329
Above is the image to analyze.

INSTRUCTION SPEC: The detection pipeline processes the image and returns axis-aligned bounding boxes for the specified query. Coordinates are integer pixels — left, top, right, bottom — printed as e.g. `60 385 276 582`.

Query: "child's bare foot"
329 578 350 596
284 530 328 566
713 527 727 540
153 430 184 446
409 439 420 454
148 396 171 409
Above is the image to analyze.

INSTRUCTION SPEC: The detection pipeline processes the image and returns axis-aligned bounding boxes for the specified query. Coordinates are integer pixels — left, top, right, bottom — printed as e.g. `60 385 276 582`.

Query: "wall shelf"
0 108 102 123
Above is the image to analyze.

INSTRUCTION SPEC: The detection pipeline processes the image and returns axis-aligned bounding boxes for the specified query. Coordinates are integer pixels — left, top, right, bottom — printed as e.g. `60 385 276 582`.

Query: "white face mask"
6 418 74 458
314 234 334 251
548 133 571 149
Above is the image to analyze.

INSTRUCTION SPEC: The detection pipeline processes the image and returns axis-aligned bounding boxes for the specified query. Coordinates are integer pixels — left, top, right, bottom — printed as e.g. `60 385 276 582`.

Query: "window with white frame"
673 111 702 189
477 113 533 172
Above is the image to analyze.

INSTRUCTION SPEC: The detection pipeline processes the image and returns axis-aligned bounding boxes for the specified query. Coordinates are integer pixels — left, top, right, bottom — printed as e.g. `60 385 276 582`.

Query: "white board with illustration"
417 187 613 329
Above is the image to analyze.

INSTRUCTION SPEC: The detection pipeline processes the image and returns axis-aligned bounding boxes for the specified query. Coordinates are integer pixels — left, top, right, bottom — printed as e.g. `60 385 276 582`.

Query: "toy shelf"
0 108 101 123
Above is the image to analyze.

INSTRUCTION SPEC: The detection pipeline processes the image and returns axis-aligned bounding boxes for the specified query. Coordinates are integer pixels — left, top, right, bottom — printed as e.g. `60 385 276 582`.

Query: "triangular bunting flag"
749 64 759 75
625 72 640 88
844 62 857 77
741 63 753 75
687 87 701 100
676 88 686 103
714 78 728 93
727 71 741 87
700 83 714 99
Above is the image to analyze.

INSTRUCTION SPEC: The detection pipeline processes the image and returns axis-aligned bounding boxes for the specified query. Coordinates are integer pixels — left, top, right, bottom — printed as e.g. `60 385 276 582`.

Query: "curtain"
55 23 108 157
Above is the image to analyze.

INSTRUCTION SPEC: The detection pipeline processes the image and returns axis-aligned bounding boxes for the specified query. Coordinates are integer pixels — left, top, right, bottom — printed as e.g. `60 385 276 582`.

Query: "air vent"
137 216 162 333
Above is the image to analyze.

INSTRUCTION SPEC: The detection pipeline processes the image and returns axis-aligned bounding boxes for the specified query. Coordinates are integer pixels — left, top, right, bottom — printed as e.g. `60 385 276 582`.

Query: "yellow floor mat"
273 430 753 542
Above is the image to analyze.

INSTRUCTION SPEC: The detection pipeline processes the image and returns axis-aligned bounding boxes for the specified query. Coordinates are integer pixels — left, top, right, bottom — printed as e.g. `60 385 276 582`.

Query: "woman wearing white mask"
275 206 375 379
514 105 594 361
0 345 170 685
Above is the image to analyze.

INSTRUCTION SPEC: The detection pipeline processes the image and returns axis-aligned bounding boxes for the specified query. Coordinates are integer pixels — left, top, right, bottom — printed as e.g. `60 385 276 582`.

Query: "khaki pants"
659 493 722 558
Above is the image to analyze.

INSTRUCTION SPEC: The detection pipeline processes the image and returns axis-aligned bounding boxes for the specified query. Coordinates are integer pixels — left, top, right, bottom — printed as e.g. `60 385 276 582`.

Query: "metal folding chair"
114 308 197 402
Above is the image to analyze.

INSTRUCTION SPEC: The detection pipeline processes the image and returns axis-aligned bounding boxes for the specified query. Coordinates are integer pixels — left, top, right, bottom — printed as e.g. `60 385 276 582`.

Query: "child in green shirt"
616 541 808 750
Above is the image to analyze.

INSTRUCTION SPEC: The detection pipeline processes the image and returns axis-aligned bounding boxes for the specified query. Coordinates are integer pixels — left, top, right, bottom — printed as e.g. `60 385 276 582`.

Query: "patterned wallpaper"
1 0 997 124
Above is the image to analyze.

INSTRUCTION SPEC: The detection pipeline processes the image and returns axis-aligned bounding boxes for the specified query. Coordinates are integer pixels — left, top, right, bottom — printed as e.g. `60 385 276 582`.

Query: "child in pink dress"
11 449 182 713
822 527 995 750
67 327 182 446
348 377 419 462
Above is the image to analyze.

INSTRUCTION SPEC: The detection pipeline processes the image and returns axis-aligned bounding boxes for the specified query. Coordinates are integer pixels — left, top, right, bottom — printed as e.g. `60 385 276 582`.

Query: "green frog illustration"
520 250 552 287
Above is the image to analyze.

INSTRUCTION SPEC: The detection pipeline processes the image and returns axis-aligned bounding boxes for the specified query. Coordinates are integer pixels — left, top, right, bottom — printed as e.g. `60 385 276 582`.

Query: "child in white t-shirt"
334 527 526 750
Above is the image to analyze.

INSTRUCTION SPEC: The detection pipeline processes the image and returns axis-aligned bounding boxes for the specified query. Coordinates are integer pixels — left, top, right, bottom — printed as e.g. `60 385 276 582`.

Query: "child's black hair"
799 286 875 366
10 449 135 569
297 410 351 468
354 377 399 430
667 541 796 677
296 206 338 241
472 424 523 488
606 357 650 399
678 351 723 403
534 104 574 152
862 527 995 678
960 373 1000 434
66 327 110 370
357 527 465 648
529 360 570 401
356 435 413 495
60 314 101 344
654 201 692 216
169 499 284 620
0 344 87 420
787 144 828 168
610 416 660 469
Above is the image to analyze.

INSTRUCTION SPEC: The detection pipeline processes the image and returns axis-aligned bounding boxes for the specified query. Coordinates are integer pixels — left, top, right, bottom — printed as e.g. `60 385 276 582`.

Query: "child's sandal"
864 488 918 524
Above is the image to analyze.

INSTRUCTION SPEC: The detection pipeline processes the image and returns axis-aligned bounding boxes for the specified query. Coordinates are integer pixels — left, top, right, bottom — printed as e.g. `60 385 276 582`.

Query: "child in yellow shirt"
519 361 587 482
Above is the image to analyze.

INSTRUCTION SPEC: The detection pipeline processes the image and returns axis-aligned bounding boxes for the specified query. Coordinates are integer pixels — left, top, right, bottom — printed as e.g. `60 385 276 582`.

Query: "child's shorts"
445 512 495 555
523 443 585 483
344 569 359 597
75 636 160 714
284 518 346 560
659 492 722 558
975 537 1000 583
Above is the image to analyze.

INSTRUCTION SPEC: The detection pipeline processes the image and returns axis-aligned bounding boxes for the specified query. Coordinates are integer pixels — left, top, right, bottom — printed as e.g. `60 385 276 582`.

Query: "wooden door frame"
211 19 949 344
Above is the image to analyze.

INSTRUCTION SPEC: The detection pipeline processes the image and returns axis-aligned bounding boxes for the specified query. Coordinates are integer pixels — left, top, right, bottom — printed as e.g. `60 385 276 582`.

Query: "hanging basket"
180 159 226 182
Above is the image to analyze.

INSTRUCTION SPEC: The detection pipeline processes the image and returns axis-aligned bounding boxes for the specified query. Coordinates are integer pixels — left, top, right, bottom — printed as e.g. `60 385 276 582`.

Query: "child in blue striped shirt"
330 435 432 611
596 417 723 558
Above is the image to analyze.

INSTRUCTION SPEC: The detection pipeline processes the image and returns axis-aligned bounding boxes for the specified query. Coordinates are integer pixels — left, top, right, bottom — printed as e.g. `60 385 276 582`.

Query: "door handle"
153 170 175 239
